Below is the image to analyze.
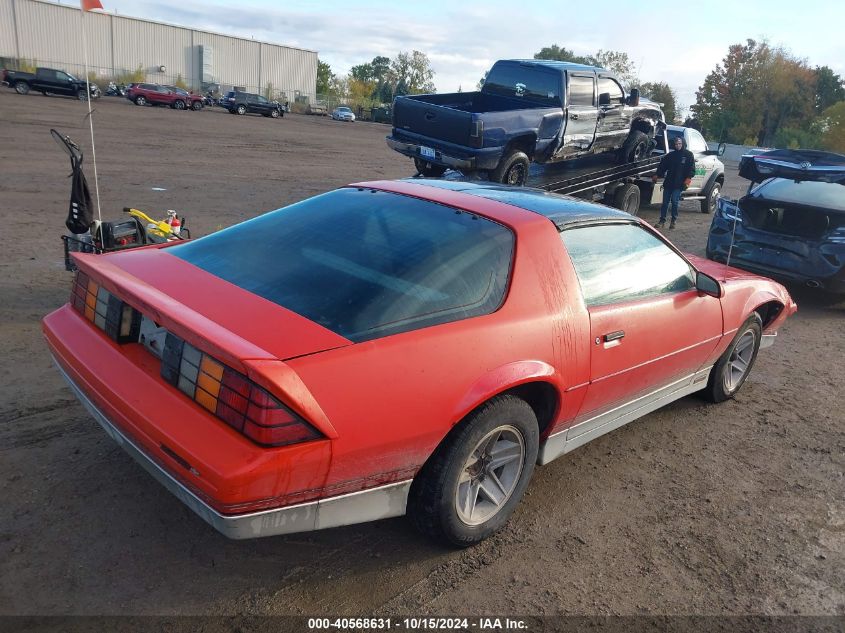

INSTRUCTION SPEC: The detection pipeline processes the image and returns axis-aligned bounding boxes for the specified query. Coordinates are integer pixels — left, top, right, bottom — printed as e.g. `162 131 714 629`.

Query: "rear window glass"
171 188 514 342
482 62 562 106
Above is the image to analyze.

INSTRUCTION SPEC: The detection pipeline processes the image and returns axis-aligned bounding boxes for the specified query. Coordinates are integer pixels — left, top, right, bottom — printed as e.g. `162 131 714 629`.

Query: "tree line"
318 41 844 152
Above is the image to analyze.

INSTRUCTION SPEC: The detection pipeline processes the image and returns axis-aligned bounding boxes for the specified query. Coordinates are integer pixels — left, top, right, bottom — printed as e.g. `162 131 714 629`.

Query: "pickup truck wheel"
701 181 721 214
407 395 538 547
611 183 641 215
619 131 649 163
491 151 529 186
702 314 762 403
14 81 30 95
134 95 147 106
413 158 447 177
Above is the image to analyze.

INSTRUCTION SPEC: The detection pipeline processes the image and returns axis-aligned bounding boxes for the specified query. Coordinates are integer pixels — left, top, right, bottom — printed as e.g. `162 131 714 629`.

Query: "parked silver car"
331 106 356 122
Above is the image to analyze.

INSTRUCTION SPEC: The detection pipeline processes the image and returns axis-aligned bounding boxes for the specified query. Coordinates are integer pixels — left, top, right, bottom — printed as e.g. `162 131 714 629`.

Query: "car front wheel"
134 95 146 106
173 99 186 110
192 100 203 111
270 108 280 118
619 130 649 163
703 313 762 403
408 395 538 547
701 181 721 214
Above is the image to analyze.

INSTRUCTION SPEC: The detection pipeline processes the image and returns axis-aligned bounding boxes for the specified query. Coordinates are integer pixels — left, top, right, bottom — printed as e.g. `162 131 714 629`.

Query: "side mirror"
717 142 727 156
696 271 723 298
627 88 640 107
599 92 611 106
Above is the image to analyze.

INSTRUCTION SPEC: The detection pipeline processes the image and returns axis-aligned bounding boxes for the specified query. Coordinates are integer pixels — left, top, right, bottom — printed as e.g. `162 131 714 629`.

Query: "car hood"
687 254 769 283
738 149 845 184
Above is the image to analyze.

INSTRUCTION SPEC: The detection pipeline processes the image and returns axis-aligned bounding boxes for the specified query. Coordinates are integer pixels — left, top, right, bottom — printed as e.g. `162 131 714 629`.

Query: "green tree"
591 50 637 87
533 44 591 64
640 81 678 123
817 100 845 152
390 50 435 95
692 39 819 146
815 66 845 113
316 59 333 95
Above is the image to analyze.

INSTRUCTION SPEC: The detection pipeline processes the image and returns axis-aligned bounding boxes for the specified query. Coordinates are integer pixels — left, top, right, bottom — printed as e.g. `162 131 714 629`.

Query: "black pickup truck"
2 67 100 100
387 59 664 185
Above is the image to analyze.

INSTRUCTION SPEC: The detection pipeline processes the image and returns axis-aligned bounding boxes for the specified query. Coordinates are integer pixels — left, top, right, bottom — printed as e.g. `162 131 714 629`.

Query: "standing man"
652 136 695 229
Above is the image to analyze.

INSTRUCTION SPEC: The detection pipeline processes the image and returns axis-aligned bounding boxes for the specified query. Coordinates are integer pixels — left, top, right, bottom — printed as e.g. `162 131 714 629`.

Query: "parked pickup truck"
387 59 664 185
2 67 100 100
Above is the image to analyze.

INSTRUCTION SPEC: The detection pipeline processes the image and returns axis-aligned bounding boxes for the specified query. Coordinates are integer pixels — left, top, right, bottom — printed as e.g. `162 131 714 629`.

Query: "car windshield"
170 188 514 342
338 107 351 113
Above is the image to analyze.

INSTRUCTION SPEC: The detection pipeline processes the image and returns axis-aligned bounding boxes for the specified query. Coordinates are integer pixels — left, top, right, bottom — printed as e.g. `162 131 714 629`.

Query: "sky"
69 0 845 116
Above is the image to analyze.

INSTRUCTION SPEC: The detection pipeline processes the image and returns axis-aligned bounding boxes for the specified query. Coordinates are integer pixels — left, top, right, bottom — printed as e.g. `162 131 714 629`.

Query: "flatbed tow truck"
422 129 671 217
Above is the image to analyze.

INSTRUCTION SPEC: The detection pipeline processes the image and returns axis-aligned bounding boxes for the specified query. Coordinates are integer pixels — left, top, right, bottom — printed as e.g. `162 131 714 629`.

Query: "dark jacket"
657 145 695 189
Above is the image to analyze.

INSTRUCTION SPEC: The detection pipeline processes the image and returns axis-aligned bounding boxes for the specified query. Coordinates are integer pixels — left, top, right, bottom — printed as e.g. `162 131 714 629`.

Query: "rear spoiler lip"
71 251 275 372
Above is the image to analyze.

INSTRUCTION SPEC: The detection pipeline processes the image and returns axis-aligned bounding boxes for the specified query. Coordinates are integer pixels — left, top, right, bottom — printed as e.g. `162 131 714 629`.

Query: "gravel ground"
0 90 842 621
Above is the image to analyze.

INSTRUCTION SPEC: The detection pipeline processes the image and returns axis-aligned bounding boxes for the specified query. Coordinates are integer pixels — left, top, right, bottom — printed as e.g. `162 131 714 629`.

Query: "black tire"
191 100 203 111
407 395 539 547
14 81 29 95
173 99 186 110
270 108 280 118
236 104 247 115
413 157 447 177
77 89 89 101
701 180 722 214
618 130 649 163
134 95 146 106
611 183 641 215
41 91 48 96
702 314 763 403
490 150 530 186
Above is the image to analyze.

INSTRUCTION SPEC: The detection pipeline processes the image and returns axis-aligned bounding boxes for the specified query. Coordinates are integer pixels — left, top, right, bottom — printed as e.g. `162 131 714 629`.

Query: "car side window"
687 130 708 154
569 75 595 107
56 71 72 82
560 223 695 306
598 77 624 104
257 96 268 104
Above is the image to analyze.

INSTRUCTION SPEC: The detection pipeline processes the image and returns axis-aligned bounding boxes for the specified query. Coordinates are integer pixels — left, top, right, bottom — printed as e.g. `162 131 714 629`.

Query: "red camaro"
43 180 796 546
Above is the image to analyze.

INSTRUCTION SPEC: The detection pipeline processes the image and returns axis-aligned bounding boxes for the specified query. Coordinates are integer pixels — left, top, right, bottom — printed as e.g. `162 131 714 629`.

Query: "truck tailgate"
393 95 473 146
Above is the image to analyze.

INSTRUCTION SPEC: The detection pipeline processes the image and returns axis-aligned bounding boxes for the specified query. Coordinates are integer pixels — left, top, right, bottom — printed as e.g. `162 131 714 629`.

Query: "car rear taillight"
160 334 322 447
469 119 484 149
70 271 140 343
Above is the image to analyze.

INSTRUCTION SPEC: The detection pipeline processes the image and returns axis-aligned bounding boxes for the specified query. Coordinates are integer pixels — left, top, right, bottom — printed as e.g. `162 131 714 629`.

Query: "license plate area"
420 145 436 160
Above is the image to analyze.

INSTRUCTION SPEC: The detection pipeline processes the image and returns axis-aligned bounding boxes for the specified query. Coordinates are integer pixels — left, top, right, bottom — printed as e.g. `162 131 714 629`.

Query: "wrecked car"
706 149 845 294
387 59 665 185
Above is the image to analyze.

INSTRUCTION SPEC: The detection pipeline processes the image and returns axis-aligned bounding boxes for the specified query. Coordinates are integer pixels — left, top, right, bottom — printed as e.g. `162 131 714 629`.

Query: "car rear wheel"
619 130 649 163
490 150 530 186
236 104 246 115
408 395 538 547
703 313 762 403
14 81 30 95
413 157 447 177
173 99 186 110
134 95 146 106
611 183 641 215
701 181 721 214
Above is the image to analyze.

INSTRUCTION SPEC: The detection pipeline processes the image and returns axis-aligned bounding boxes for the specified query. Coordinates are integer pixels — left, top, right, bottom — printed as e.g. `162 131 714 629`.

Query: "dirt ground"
0 90 843 620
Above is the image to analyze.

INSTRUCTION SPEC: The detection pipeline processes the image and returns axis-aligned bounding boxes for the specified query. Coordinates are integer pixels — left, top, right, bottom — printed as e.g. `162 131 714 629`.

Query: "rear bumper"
52 357 411 539
386 132 502 171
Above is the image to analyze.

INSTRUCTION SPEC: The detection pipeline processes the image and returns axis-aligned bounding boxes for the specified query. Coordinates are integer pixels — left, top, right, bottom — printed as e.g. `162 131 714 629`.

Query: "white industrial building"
0 0 318 101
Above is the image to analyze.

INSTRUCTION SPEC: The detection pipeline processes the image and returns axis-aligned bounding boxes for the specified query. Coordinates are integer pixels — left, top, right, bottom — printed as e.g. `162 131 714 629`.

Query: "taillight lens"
161 335 322 447
70 271 140 343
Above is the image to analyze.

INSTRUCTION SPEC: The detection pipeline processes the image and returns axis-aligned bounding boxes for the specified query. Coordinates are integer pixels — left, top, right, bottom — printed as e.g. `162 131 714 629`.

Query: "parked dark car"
222 91 284 118
162 85 205 111
387 59 664 184
706 149 845 294
2 67 99 100
127 83 192 109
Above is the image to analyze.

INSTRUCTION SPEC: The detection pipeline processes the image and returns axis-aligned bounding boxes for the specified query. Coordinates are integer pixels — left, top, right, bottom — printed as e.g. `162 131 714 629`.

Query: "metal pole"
80 7 103 225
